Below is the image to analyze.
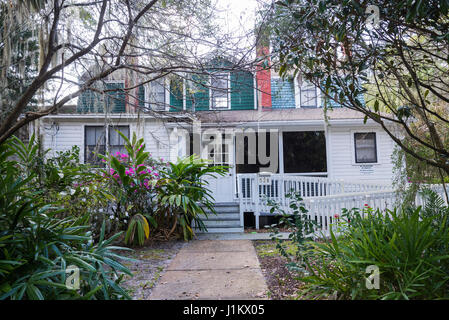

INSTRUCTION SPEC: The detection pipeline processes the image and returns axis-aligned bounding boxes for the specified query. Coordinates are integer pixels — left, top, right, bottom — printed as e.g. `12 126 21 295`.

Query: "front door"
201 131 236 203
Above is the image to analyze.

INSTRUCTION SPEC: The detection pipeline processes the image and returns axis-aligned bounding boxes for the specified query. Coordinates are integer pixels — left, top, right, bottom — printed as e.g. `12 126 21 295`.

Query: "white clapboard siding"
41 118 173 163
41 121 84 159
327 126 395 183
143 119 171 162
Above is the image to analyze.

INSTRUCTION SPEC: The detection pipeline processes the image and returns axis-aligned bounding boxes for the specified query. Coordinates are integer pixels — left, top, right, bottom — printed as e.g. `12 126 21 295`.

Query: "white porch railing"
302 190 397 237
237 173 393 231
234 173 448 236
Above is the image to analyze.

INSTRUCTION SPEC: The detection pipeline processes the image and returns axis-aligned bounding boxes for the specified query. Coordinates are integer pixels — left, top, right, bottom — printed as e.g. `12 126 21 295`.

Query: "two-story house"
34 47 397 232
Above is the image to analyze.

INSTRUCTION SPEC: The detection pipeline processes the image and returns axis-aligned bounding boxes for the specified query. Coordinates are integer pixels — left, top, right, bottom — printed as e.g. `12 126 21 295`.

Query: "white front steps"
194 202 243 234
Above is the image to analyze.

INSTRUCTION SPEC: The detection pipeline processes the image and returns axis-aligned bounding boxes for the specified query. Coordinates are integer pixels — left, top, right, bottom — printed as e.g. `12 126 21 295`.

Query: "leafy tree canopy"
263 0 449 177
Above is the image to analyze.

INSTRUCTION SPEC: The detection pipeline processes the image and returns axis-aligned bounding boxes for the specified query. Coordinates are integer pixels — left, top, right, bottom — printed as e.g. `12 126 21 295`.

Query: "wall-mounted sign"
360 165 374 175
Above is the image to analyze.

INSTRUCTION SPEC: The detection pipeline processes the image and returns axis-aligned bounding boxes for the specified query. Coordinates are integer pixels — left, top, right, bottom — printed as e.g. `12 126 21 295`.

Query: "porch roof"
195 108 366 124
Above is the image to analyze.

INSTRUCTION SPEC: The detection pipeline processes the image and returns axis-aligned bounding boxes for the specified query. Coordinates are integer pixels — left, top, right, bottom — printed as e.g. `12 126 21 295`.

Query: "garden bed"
118 240 185 300
253 240 306 300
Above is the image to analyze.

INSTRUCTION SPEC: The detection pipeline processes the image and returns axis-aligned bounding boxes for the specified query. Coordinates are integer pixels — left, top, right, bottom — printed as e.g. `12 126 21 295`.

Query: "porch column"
279 130 284 175
324 121 331 179
278 130 285 206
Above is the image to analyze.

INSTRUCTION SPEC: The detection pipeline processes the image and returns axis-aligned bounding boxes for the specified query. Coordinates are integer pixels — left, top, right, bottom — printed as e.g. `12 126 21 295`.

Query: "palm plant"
156 155 227 240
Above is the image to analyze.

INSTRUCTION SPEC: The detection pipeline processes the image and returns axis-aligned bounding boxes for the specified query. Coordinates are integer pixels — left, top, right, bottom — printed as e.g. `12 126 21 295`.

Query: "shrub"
97 132 227 243
0 139 134 300
296 196 449 299
99 131 160 245
268 192 318 273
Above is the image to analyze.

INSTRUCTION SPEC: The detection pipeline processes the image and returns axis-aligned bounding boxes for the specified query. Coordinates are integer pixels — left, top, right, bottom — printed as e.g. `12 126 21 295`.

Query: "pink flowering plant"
99 131 159 244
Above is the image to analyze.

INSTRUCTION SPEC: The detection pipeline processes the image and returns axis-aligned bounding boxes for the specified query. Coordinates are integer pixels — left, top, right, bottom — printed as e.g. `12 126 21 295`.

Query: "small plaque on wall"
360 165 374 175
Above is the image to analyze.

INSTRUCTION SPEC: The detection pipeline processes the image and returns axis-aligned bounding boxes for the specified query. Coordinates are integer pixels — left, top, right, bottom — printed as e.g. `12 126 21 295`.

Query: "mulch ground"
253 240 306 300
244 227 293 233
117 240 186 300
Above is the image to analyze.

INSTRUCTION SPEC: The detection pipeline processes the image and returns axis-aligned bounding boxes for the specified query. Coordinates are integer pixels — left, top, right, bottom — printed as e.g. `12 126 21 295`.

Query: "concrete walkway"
149 240 268 300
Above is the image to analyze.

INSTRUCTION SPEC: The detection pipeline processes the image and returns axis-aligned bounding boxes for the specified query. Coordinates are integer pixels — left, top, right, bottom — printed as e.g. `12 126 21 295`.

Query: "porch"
205 173 448 237
236 173 395 235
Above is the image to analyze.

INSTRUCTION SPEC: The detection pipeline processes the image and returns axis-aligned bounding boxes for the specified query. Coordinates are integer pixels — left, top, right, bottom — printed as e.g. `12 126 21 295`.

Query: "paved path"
149 240 268 300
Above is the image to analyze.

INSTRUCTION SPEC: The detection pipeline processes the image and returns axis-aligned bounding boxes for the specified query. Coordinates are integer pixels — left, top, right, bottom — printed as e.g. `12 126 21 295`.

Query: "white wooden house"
34 53 400 234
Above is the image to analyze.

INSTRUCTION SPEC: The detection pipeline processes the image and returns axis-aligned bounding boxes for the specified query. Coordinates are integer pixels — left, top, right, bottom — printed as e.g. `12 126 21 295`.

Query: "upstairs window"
299 81 318 108
149 79 166 110
354 132 377 163
210 73 230 109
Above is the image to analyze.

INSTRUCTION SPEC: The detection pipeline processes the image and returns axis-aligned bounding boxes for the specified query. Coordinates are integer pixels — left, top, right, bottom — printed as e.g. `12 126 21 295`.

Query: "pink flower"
125 168 135 176
334 214 339 219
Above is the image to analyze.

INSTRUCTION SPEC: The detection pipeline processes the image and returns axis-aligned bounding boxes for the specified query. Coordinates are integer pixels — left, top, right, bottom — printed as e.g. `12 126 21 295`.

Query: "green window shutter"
230 71 254 110
187 74 209 111
105 82 126 113
138 84 145 108
169 76 184 111
185 80 193 111
77 89 103 113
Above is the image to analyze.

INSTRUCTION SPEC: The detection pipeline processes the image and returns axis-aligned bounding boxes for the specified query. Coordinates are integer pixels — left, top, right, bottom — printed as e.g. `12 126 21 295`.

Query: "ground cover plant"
268 189 449 300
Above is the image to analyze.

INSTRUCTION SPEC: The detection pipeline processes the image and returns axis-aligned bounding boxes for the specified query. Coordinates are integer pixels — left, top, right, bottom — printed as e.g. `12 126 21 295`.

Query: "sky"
216 0 259 34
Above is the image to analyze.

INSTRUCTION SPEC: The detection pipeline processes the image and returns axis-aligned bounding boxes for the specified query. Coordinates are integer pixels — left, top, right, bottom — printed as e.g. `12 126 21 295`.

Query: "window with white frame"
149 79 166 110
354 132 377 163
300 81 318 108
85 125 130 165
109 125 130 156
85 126 106 165
210 73 230 109
204 133 231 168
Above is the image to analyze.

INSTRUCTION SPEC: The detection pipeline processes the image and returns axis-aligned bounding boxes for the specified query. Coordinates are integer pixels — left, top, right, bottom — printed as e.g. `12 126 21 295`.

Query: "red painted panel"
256 46 272 109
